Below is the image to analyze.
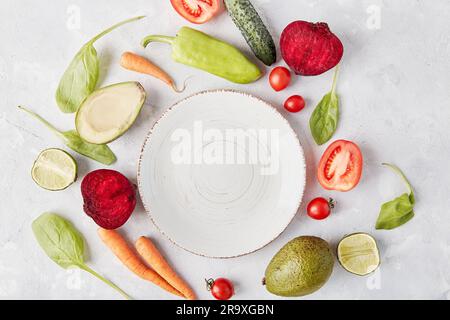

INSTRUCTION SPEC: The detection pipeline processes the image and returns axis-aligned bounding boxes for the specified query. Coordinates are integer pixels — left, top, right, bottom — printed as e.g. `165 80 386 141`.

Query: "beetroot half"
280 21 344 76
81 169 136 229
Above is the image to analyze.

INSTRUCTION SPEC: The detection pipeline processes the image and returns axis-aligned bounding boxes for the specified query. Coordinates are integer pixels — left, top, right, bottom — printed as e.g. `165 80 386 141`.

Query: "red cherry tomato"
206 278 234 300
269 67 291 91
307 197 334 220
284 95 305 113
170 0 220 24
318 140 363 192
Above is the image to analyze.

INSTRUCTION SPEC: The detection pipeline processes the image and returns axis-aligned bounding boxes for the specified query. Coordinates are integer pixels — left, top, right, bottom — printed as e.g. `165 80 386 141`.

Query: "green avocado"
75 81 146 145
264 236 334 297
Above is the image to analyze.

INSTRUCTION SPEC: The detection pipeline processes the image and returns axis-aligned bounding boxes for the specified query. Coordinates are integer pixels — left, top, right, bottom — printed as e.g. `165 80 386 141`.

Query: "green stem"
88 15 145 44
79 264 131 300
141 35 175 48
17 106 66 141
382 163 414 196
331 64 340 95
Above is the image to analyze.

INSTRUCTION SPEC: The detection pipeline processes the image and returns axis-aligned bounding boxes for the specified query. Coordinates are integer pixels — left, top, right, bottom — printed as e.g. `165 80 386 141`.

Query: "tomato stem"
205 278 215 291
328 198 336 209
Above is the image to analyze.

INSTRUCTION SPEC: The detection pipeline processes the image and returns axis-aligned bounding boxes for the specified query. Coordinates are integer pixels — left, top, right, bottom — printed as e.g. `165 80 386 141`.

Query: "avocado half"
76 82 146 144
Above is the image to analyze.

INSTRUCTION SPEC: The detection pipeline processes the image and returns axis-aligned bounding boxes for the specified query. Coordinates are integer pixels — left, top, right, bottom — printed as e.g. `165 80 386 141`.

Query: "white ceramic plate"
138 90 305 258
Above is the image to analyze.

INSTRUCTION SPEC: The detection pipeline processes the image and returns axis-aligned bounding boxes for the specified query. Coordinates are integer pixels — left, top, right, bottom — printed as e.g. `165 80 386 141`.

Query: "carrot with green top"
97 228 183 298
135 236 197 300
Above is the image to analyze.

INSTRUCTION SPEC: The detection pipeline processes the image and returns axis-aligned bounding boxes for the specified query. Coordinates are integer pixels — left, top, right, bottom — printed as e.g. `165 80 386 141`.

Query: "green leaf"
32 213 131 299
375 164 415 230
63 130 116 165
55 16 145 113
310 66 340 145
56 45 99 113
18 106 116 165
32 213 85 269
375 194 415 230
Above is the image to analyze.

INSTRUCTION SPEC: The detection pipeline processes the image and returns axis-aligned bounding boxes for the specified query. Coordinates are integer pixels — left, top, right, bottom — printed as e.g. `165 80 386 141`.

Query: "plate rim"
137 89 306 259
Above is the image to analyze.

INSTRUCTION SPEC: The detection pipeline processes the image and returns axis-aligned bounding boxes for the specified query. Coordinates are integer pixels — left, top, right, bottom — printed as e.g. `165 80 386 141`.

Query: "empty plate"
138 90 305 258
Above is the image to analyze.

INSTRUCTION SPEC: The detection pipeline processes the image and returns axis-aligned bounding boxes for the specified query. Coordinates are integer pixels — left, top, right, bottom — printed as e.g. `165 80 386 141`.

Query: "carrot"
97 228 183 298
135 236 197 300
120 51 185 92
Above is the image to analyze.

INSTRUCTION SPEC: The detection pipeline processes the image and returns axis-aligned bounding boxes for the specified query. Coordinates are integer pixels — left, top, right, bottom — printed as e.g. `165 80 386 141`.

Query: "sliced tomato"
317 140 363 192
170 0 220 24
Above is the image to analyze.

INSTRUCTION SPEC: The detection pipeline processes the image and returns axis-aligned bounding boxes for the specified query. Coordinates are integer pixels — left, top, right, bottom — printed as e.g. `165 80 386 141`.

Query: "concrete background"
0 0 449 299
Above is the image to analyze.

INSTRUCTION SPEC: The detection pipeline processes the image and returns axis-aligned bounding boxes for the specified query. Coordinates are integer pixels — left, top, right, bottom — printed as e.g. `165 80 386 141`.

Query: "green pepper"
141 27 262 84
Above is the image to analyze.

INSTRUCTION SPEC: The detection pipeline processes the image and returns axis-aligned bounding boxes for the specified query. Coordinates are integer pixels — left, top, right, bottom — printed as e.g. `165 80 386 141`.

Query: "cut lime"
31 148 77 191
337 233 380 276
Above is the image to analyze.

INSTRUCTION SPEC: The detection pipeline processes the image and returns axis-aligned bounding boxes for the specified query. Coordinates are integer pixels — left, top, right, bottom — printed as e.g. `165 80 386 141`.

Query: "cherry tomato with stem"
307 197 335 220
284 95 306 113
269 67 291 91
206 278 234 300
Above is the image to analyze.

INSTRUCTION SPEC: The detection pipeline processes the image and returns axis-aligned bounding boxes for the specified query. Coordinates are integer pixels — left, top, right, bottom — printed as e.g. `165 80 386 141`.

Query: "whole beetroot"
81 169 136 229
280 21 344 76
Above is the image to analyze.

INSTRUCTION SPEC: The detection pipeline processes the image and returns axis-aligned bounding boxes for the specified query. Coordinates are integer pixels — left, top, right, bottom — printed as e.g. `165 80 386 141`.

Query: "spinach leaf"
18 106 116 165
375 163 415 230
32 212 85 268
32 213 130 299
63 130 117 165
56 16 145 113
310 66 340 145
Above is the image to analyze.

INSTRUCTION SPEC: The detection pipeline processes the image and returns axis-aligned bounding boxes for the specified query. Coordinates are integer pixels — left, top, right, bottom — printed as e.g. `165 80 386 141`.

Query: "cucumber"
224 0 276 66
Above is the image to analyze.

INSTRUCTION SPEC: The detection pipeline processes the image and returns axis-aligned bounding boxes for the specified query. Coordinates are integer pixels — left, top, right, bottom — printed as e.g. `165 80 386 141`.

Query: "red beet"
280 21 344 76
81 169 136 229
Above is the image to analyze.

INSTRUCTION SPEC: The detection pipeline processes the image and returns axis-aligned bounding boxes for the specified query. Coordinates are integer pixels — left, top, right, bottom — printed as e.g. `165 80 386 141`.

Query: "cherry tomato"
269 67 291 91
307 197 334 220
284 95 305 113
318 140 363 192
206 278 234 300
170 0 220 24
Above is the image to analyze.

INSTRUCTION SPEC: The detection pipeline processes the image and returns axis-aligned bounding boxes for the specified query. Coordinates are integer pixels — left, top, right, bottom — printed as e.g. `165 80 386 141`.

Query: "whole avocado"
264 236 334 297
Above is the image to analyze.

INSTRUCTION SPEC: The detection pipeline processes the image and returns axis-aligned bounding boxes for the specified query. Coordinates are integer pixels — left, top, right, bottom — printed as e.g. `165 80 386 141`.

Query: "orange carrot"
120 51 184 92
135 236 197 300
97 228 183 298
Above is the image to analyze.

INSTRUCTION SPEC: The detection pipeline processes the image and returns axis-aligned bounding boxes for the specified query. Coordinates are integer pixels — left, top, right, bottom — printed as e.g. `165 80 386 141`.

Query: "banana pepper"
141 27 261 84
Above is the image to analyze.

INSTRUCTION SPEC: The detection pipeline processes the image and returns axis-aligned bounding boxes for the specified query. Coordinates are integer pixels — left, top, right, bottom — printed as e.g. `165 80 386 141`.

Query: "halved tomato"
170 0 221 24
317 140 363 192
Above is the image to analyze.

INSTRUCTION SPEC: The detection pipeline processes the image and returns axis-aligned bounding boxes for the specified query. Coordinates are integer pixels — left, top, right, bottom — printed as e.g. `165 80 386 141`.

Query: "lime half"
31 148 77 191
337 233 380 276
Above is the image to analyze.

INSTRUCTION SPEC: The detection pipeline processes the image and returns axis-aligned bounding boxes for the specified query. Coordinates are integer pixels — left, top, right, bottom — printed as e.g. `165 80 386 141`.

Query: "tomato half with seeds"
170 0 220 24
317 140 363 192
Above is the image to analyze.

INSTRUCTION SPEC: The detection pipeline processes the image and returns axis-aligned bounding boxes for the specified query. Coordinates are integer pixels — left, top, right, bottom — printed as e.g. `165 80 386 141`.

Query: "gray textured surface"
1 0 449 299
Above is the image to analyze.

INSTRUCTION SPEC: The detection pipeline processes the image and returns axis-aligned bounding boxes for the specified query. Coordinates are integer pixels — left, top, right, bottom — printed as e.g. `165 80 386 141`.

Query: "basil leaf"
32 213 130 299
375 163 415 230
309 66 340 145
56 16 145 113
18 106 116 165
